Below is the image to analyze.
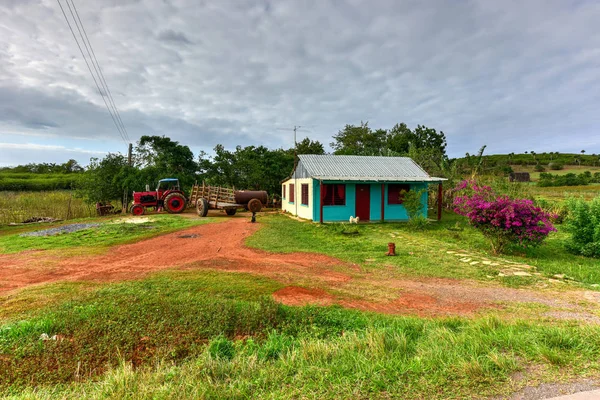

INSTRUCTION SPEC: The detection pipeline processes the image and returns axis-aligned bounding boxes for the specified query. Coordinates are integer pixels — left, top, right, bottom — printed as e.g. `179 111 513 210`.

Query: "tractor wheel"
225 208 237 216
247 198 262 213
165 193 186 214
131 204 145 216
196 198 209 217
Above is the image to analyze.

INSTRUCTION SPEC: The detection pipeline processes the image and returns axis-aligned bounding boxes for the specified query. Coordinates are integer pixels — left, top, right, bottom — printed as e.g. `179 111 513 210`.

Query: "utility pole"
123 142 132 213
277 125 306 217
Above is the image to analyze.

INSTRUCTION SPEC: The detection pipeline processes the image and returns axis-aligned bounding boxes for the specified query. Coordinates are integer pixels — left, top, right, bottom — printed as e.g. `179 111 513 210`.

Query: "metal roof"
158 178 179 182
297 155 446 182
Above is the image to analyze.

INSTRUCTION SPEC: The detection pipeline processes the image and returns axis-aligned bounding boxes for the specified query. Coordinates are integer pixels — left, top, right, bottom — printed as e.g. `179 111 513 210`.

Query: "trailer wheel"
131 204 145 216
225 208 237 216
196 198 209 217
247 198 262 213
165 193 186 214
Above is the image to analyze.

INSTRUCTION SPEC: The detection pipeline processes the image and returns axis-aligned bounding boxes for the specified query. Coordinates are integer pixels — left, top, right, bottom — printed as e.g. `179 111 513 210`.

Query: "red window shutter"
322 184 346 205
388 184 411 204
289 184 295 203
301 184 309 205
283 185 286 199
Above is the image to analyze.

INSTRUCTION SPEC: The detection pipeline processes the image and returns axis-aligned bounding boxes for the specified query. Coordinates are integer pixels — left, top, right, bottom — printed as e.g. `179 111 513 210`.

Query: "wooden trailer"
189 183 266 217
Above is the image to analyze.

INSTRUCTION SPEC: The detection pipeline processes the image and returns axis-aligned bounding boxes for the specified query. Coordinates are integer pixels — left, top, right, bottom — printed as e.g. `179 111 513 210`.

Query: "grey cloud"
0 0 599 167
157 29 193 45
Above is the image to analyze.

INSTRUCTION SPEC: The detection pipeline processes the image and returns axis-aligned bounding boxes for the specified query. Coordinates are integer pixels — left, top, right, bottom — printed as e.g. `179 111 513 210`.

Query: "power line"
67 0 130 143
56 0 129 145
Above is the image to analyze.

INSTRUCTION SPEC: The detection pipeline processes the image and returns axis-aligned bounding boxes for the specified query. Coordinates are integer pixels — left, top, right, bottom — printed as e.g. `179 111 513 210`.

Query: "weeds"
2 272 600 398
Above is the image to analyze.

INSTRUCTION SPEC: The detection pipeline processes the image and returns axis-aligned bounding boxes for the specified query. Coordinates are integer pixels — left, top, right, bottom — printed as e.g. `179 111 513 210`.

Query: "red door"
355 184 370 221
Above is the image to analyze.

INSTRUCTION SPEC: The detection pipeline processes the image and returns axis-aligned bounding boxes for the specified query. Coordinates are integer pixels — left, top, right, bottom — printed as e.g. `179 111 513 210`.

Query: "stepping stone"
490 263 500 266
553 274 566 280
513 271 532 277
470 261 480 265
549 279 565 284
446 251 456 254
460 258 472 263
481 261 492 265
365 259 376 262
498 273 507 277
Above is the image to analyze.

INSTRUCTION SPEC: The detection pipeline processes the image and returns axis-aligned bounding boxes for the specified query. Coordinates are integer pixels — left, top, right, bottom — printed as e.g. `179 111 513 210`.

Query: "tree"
330 122 387 155
135 135 197 188
295 137 325 155
61 159 83 173
78 153 130 202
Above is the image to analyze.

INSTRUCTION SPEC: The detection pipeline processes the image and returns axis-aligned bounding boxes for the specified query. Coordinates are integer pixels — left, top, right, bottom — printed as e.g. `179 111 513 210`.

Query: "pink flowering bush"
453 180 556 254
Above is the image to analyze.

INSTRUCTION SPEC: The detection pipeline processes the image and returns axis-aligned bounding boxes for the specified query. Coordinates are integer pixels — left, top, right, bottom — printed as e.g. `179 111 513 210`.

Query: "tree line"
72 122 449 202
3 122 452 202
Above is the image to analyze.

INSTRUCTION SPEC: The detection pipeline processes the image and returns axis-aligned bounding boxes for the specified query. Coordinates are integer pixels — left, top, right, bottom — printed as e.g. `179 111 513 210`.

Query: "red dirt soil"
0 215 593 319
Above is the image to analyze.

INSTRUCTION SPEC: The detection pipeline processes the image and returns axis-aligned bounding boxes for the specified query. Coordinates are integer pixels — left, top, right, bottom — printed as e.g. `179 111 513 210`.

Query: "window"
282 184 286 199
301 184 309 205
289 184 295 203
388 184 411 204
322 184 346 206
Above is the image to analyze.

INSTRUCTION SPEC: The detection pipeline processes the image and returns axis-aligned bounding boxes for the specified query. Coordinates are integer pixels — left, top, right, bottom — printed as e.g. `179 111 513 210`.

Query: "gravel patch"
19 223 101 237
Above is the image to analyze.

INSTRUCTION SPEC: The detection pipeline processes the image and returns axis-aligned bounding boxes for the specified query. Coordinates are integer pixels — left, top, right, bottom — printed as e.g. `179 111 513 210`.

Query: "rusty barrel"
234 191 268 205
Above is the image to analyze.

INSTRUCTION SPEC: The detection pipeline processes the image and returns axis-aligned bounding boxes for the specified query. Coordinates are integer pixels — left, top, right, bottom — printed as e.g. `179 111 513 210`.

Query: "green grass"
247 213 600 287
0 172 82 191
512 165 600 181
0 215 214 254
2 270 600 399
0 191 96 224
530 184 600 202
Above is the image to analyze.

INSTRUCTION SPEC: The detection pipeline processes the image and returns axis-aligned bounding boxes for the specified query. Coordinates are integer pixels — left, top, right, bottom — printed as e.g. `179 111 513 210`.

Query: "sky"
0 0 599 167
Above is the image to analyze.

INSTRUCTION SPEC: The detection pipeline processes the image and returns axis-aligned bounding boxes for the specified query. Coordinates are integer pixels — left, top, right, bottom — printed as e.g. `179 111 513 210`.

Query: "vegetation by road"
248 214 600 287
0 215 214 254
2 269 600 399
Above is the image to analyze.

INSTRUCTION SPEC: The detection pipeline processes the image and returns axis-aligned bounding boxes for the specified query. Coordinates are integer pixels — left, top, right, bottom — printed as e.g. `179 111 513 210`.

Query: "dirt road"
1 217 597 320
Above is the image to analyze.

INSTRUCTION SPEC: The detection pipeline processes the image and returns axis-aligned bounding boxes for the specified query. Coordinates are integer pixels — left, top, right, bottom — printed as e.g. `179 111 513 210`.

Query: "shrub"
548 162 564 170
453 180 556 254
563 196 600 258
401 189 428 230
534 164 546 172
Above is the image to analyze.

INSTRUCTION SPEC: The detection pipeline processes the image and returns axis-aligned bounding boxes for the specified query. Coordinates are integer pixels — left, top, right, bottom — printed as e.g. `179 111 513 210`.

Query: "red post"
381 184 385 222
437 182 443 221
319 181 324 224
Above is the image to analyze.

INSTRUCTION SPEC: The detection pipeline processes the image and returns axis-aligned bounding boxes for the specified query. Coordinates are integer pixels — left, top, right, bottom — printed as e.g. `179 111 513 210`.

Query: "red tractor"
130 178 187 215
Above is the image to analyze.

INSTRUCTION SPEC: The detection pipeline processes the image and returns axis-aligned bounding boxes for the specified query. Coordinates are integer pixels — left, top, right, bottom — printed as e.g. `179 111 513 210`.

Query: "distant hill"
470 152 600 167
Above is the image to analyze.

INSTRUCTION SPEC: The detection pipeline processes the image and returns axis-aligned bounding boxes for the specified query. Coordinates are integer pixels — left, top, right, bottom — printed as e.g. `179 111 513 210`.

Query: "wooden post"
319 181 324 224
437 182 443 221
381 184 385 222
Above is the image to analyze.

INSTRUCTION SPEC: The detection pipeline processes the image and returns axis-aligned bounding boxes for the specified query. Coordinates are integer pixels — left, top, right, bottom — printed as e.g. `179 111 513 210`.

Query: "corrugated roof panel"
297 155 445 181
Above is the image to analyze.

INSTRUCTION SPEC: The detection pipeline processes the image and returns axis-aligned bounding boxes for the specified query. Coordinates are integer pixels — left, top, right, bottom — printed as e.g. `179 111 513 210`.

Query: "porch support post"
437 182 443 221
381 184 385 222
319 180 324 224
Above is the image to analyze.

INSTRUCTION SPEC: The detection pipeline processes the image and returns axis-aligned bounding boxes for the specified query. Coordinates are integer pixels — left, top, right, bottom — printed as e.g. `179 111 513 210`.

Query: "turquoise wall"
312 181 429 222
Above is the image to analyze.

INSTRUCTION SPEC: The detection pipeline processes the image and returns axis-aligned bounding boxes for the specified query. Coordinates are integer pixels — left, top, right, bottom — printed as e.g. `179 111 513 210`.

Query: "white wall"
281 178 313 220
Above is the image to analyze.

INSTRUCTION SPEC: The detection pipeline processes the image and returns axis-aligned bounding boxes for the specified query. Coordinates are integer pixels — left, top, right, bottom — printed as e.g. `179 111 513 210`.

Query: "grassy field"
2 206 600 398
3 269 600 399
248 213 600 288
0 214 214 254
0 191 97 224
511 165 600 181
0 172 82 191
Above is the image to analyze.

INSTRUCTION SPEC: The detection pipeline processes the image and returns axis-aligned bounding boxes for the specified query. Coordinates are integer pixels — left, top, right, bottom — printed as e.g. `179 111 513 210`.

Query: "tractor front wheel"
131 204 145 216
225 208 237 216
165 193 186 214
196 198 209 217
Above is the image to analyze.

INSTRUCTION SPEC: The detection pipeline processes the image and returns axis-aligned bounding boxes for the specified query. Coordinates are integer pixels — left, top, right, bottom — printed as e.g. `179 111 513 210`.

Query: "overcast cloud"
0 0 599 166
